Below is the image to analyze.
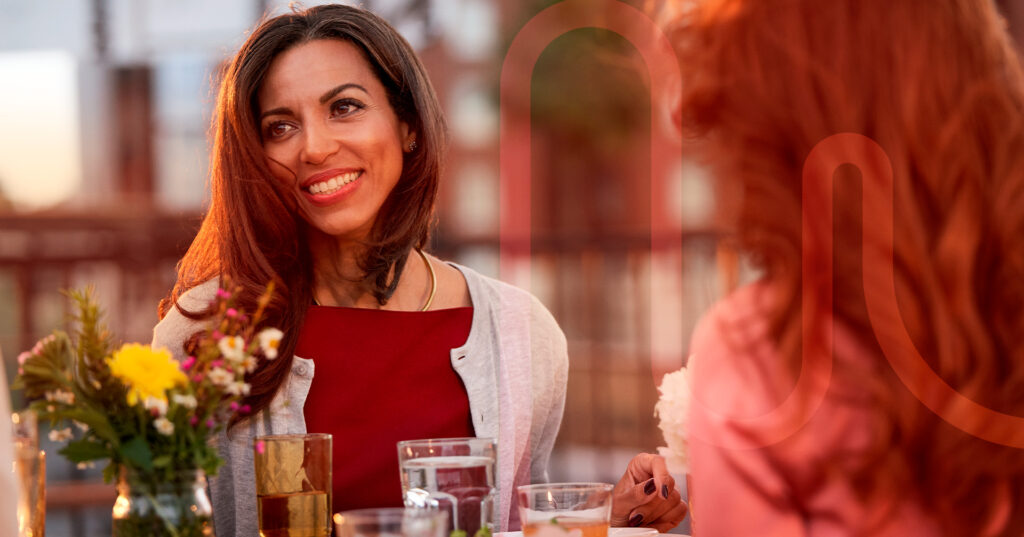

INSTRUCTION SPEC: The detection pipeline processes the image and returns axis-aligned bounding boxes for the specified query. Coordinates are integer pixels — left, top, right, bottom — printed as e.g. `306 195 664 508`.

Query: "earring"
408 140 418 152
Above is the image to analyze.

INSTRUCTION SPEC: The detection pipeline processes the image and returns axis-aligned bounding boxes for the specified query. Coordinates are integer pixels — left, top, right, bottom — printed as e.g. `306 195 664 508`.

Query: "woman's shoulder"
448 262 563 336
151 278 220 360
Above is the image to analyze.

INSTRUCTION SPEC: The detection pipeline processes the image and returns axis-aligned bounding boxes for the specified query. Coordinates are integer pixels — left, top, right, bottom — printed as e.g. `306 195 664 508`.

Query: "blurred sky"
0 50 81 209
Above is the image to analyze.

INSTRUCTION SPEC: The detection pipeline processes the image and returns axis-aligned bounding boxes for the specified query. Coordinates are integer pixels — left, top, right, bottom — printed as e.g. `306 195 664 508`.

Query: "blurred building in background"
1 1 1022 535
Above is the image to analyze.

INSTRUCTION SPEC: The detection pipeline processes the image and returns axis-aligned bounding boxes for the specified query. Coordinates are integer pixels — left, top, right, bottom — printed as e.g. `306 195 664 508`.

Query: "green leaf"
152 455 172 468
58 439 110 463
474 527 492 537
60 407 118 446
119 436 154 472
102 461 118 483
450 531 467 537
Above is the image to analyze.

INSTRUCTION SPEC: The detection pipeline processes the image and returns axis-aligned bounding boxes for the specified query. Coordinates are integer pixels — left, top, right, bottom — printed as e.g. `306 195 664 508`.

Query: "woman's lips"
301 169 363 206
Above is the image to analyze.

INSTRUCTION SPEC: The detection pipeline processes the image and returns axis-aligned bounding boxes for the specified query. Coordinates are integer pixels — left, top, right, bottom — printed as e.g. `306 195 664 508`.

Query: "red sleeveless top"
296 305 475 510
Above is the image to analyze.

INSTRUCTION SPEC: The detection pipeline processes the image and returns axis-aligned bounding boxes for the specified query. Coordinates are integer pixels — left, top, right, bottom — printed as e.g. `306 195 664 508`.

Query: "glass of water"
396 437 496 537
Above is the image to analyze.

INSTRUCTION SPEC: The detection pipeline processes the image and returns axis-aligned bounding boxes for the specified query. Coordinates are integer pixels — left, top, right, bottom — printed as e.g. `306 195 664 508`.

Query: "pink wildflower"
211 360 224 368
229 401 240 411
240 404 252 414
255 440 265 455
211 330 224 340
205 418 216 428
193 374 204 383
216 288 230 299
181 356 196 371
189 416 200 426
226 308 238 318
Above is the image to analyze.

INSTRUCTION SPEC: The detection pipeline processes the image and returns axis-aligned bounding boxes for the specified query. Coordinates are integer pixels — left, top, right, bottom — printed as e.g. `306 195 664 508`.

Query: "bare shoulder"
426 253 472 309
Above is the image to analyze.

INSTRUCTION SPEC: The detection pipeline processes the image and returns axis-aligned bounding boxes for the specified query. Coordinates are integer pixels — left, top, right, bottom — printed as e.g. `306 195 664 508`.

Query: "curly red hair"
670 0 1024 533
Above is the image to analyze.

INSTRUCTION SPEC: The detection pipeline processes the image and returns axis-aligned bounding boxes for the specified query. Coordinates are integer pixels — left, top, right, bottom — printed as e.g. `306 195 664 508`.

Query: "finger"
610 477 661 526
627 488 682 527
627 454 675 499
647 501 689 533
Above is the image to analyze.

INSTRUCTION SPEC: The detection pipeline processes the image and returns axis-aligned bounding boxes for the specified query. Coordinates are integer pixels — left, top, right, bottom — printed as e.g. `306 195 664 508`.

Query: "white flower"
172 393 198 410
48 427 73 442
72 420 89 432
225 381 251 397
257 328 284 360
143 396 168 416
154 417 175 436
654 363 692 474
45 389 75 405
240 355 258 374
76 461 96 470
218 336 247 363
207 367 234 387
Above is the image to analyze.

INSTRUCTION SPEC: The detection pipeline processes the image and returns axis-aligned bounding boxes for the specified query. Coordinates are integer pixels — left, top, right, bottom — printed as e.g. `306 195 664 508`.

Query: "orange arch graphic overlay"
820 133 1024 448
498 0 683 287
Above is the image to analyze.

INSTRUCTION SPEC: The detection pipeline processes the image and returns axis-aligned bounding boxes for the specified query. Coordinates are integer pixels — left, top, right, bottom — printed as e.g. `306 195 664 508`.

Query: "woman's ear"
401 123 416 153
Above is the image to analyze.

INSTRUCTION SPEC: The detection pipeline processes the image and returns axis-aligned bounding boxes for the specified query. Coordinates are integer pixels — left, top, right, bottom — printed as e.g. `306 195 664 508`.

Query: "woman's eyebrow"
319 83 369 104
259 83 370 122
259 106 292 122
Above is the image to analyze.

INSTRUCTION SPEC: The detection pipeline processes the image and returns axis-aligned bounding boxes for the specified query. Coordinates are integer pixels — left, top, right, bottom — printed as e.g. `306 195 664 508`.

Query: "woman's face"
258 39 412 241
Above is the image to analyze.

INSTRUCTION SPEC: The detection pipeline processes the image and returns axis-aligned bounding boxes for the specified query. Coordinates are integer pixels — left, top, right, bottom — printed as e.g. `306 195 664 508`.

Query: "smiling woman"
149 4 686 537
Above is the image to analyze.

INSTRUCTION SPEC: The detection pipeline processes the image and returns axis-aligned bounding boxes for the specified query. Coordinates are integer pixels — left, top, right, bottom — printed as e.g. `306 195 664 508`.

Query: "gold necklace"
312 248 436 311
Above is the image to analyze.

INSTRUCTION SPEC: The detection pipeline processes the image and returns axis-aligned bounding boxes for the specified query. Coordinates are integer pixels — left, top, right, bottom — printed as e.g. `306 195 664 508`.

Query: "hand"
610 453 688 532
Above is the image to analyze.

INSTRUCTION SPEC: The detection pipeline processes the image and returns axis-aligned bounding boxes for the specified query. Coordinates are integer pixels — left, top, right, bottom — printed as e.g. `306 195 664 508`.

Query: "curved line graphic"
826 133 1024 448
499 0 683 287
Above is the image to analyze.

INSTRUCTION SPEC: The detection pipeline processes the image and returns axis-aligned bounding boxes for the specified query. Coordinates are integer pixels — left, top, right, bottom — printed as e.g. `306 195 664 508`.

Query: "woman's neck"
308 232 428 310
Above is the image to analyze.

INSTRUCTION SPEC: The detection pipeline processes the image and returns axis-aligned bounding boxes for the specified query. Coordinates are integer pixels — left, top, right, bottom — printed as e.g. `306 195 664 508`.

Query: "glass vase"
112 468 214 537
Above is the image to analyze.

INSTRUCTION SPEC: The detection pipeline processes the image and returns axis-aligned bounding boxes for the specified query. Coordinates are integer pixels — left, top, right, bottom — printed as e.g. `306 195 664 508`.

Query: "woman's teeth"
308 171 359 195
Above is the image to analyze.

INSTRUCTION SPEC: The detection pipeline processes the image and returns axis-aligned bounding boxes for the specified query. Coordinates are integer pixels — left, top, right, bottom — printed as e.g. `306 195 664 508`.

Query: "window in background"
0 51 81 211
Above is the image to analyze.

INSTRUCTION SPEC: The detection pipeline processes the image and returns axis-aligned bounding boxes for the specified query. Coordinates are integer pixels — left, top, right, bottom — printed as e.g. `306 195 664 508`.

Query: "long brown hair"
670 0 1024 533
159 4 448 422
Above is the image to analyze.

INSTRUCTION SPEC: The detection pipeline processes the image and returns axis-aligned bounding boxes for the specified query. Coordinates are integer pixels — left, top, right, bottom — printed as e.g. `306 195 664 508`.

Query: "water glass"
253 433 332 537
11 411 45 537
516 483 614 537
396 437 496 536
334 507 447 537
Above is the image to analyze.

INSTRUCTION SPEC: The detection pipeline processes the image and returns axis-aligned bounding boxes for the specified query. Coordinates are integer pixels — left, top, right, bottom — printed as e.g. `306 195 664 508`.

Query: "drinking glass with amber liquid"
254 433 332 537
517 483 614 537
12 411 45 537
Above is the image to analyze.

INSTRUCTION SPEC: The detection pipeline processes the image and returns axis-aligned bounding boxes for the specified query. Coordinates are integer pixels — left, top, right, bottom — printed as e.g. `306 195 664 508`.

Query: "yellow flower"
107 344 188 407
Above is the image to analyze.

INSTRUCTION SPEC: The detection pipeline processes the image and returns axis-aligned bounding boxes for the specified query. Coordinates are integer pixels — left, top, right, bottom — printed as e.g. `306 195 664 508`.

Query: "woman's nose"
301 121 340 165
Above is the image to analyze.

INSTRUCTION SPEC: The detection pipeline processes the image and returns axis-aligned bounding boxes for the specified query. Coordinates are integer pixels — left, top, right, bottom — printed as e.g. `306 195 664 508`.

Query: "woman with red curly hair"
672 0 1024 534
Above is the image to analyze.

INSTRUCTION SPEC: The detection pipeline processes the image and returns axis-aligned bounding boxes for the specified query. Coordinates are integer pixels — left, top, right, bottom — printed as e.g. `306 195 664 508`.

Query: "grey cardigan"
151 263 568 537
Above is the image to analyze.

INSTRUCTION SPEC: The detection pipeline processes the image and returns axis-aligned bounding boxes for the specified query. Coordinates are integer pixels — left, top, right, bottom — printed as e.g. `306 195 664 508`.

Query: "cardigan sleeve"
150 280 220 362
527 293 569 484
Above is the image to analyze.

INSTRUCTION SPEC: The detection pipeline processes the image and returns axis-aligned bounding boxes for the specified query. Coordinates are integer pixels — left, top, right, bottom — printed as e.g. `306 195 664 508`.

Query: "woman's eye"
265 122 294 139
331 99 363 117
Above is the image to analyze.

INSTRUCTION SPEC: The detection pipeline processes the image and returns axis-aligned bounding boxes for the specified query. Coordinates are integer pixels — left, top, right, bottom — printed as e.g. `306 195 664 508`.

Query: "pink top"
687 284 943 536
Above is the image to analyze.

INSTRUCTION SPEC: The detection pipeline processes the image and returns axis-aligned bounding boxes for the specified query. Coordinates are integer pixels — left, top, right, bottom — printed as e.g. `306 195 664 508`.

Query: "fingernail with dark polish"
643 479 656 495
661 484 669 498
629 514 644 527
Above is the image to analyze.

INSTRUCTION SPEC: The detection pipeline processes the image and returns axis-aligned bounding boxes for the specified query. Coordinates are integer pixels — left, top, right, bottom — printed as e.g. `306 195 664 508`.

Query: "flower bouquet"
12 284 282 537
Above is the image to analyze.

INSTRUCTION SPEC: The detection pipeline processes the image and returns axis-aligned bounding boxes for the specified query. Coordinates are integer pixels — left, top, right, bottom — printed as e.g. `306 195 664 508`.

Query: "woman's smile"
301 168 363 206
